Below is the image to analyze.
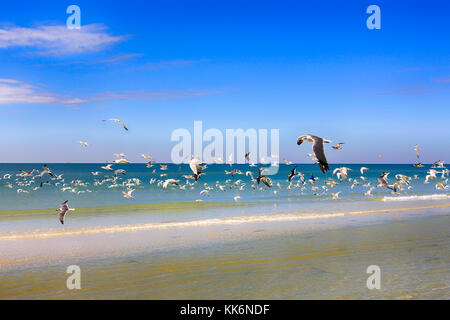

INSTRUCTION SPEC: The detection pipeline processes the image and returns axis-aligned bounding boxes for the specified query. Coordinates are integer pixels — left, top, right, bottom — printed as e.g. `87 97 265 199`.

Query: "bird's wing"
312 137 329 173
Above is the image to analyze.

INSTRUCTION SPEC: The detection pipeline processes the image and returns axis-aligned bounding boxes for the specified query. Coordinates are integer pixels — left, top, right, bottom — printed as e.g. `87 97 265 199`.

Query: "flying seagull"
288 166 297 182
297 135 331 173
102 118 128 131
57 200 74 225
414 144 420 159
332 143 345 150
378 172 397 193
79 141 89 147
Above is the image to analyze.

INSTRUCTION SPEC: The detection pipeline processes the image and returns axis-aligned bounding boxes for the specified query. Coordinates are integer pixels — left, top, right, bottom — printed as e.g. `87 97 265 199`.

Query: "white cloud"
0 79 222 106
0 24 125 55
0 79 57 104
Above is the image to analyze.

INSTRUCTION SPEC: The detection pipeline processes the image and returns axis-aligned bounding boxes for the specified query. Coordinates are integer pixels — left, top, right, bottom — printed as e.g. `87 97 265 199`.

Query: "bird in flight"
103 118 128 131
332 143 344 150
288 166 297 182
122 189 135 199
378 172 397 193
414 144 420 159
57 200 74 225
79 141 89 147
297 135 332 173
101 164 113 170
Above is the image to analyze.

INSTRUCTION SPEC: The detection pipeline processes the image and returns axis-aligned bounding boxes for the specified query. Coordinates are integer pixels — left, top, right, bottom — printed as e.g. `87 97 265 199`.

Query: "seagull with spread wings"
57 200 74 225
102 118 128 131
297 135 332 173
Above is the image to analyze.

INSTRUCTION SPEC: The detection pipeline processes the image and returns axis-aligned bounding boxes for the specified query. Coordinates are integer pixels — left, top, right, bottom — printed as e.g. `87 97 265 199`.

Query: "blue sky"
0 0 449 163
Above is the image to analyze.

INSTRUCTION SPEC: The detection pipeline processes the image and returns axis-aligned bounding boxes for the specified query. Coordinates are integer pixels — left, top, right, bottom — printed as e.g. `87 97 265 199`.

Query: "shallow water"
0 163 449 299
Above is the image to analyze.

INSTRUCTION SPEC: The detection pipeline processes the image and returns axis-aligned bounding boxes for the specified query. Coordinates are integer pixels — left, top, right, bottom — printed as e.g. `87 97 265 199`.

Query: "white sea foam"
1 203 449 241
382 194 450 202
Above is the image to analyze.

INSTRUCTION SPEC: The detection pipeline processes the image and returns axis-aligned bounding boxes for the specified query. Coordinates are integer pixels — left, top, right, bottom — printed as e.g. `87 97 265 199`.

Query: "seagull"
288 166 297 182
122 189 135 199
297 135 331 173
141 154 153 160
162 179 180 189
333 167 352 180
101 164 113 170
365 187 375 197
234 196 241 202
332 192 341 200
113 153 126 158
360 167 369 175
378 172 397 193
114 169 126 177
113 158 130 164
57 200 74 225
414 144 420 159
189 158 204 181
332 143 345 150
283 158 293 165
19 169 36 178
39 165 54 178
40 181 50 188
79 141 89 147
103 118 128 131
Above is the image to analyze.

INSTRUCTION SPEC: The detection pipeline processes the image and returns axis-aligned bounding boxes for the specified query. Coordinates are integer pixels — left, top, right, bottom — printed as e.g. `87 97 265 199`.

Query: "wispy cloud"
0 24 125 56
0 79 58 104
0 79 222 106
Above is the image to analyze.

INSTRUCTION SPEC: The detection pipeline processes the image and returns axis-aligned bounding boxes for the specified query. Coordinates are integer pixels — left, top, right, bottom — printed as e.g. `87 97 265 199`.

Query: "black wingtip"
318 161 329 174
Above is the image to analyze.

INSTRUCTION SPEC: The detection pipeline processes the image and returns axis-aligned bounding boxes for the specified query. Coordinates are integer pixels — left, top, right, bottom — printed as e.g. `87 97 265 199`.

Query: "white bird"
162 179 179 189
103 118 128 131
234 196 241 202
114 158 130 164
332 192 341 200
360 167 369 175
101 164 113 170
79 141 89 147
122 189 135 199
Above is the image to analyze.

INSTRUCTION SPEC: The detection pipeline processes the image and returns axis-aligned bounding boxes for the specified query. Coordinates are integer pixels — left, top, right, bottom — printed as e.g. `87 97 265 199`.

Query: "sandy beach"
1 201 449 299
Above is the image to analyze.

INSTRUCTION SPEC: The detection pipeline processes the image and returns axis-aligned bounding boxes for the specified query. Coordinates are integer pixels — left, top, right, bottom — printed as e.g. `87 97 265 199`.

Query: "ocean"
0 163 449 299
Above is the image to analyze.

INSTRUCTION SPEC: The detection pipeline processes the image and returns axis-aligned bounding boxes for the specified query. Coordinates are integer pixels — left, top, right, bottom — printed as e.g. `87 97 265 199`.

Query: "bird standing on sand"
297 135 331 173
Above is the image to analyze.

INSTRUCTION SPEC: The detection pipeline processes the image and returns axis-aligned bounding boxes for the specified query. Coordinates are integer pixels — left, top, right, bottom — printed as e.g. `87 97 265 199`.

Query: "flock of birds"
1 121 448 225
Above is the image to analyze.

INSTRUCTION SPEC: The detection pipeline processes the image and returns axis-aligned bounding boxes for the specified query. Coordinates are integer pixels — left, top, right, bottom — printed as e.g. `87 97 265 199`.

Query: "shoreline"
1 213 449 299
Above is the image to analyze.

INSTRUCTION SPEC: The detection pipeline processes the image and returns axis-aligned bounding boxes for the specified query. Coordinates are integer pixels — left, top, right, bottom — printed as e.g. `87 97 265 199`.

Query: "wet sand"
1 212 449 299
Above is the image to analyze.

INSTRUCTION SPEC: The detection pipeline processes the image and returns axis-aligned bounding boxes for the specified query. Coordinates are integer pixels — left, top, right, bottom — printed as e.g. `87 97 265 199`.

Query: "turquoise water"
0 163 449 299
